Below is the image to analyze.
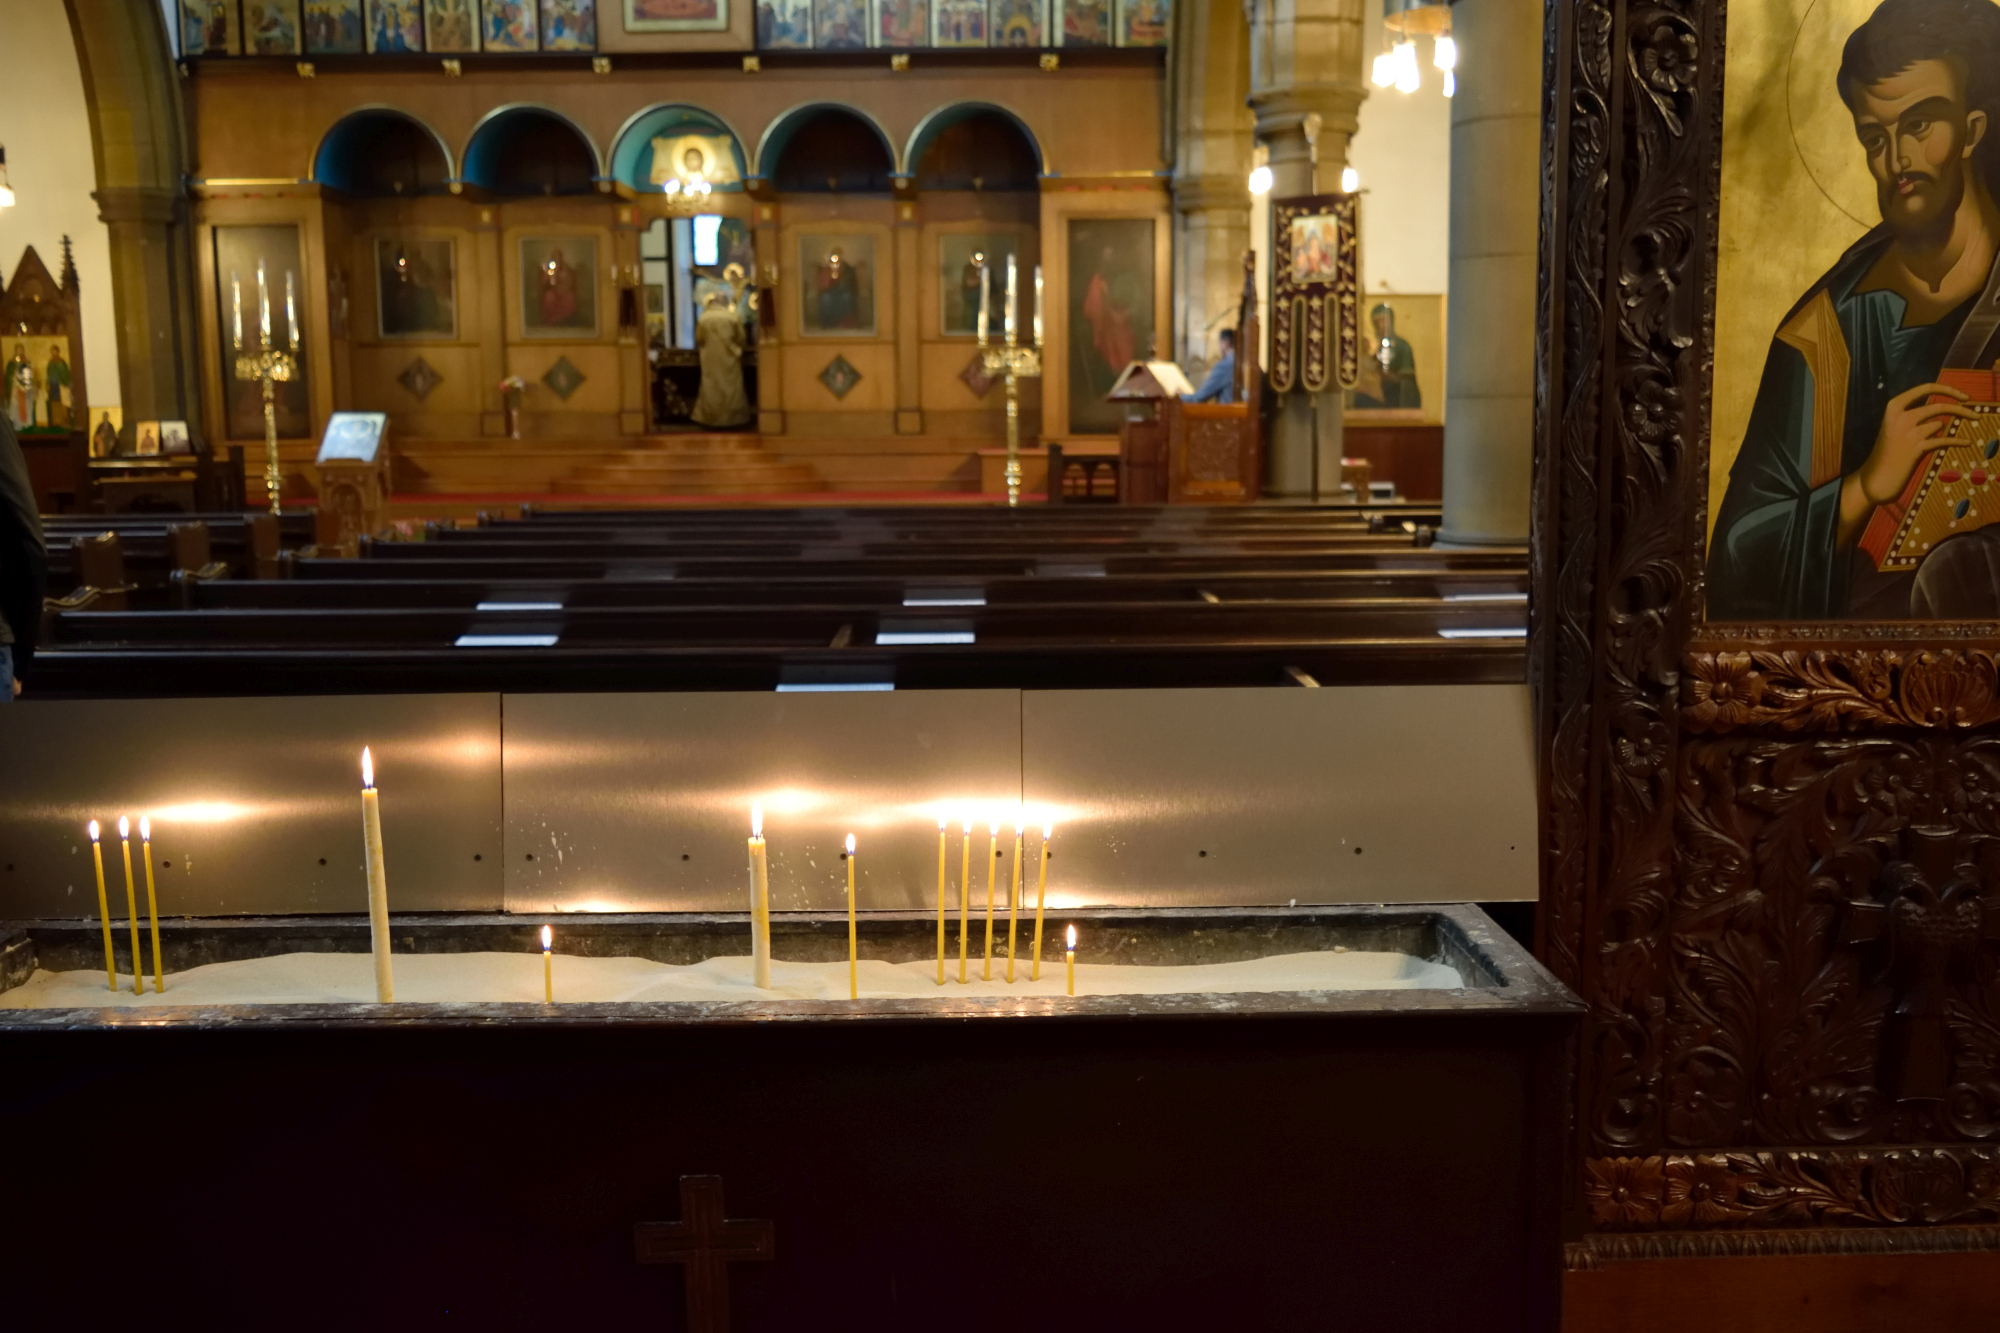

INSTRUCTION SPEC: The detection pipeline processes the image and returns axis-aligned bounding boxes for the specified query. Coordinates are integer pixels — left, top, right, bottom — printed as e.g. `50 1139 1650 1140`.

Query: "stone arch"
755 103 899 189
62 0 202 431
311 108 456 196
462 105 604 195
608 104 749 193
905 103 1047 186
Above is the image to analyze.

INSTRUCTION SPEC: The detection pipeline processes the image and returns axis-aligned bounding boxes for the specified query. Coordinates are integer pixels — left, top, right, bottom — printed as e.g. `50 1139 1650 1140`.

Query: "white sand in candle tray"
0 949 1463 1009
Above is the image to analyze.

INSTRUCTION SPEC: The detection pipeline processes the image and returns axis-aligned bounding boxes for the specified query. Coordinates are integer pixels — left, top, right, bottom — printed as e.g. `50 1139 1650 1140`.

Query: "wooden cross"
633 1175 775 1333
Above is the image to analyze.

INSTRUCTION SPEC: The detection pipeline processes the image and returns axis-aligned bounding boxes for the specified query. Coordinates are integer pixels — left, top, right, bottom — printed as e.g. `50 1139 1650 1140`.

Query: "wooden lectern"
1115 253 1265 504
310 413 390 557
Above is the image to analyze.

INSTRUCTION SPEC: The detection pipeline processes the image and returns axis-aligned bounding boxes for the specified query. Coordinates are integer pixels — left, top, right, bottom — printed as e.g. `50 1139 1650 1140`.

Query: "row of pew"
32 503 1530 697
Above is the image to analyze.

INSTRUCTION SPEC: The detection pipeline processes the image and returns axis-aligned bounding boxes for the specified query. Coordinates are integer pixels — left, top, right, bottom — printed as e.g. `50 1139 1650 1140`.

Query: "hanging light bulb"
1372 51 1396 88
1340 166 1360 194
1247 165 1273 195
1393 40 1421 94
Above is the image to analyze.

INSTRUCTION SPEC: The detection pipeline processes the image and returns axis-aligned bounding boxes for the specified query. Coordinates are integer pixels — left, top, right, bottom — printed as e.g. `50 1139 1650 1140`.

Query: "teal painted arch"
904 102 1047 180
609 104 750 193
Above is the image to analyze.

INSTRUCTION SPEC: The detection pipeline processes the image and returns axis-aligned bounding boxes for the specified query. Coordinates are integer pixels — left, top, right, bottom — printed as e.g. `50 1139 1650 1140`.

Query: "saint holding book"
1709 0 2000 618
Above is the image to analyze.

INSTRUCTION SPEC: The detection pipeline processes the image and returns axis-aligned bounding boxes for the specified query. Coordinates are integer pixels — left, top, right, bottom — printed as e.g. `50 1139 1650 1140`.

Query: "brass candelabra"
232 262 299 516
976 255 1044 508
234 341 296 516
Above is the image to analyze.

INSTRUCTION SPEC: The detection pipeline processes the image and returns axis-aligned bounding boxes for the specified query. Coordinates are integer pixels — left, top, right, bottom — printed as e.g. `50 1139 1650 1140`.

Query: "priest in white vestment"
691 294 752 429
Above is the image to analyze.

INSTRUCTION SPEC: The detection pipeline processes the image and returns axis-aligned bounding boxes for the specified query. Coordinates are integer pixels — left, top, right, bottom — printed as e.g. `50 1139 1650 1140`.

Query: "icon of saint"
1711 0 2000 618
814 247 863 330
538 248 580 328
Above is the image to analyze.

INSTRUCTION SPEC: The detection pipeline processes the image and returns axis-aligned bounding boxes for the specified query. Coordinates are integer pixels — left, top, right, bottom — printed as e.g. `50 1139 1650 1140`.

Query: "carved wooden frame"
1535 0 2000 1257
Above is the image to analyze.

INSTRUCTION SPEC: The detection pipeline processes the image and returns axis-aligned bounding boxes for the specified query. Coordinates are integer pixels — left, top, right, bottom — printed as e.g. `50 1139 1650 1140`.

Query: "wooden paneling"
1564 1252 2000 1333
1343 419 1442 501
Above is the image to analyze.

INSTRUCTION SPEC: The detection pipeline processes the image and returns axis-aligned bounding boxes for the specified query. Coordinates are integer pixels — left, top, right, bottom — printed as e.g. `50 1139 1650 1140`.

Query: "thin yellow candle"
360 747 395 1003
935 812 947 986
983 817 998 981
118 817 141 996
958 815 971 984
748 802 771 989
1066 924 1076 997
1006 815 1024 983
140 816 163 993
1031 819 1053 980
542 924 553 1003
89 820 115 991
844 833 858 1000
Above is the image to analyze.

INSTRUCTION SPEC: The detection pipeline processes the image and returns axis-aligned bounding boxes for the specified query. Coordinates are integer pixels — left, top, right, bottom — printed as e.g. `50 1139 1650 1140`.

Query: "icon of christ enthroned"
1709 0 2000 620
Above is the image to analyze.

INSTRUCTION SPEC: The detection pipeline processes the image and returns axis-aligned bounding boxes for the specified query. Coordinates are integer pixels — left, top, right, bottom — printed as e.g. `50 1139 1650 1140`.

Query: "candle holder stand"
234 338 297 516
979 340 1043 508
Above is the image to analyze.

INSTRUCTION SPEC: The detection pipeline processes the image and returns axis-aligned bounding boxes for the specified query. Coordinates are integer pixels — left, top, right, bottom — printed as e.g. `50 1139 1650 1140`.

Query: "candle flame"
139 816 150 840
118 815 130 839
989 817 999 835
1066 924 1077 950
1015 813 1025 834
361 746 374 788
1044 820 1053 840
938 810 948 831
88 819 100 841
541 924 552 950
962 814 973 833
751 801 763 838
845 833 856 854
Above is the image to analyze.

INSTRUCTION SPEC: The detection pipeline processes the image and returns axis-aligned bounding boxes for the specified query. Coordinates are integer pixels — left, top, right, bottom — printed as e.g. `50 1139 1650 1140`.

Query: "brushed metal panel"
0 695 503 918
503 691 1023 913
1022 686 1536 905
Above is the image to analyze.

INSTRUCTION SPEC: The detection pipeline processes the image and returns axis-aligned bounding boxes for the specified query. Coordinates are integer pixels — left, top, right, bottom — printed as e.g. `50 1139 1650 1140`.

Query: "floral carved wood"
1533 0 2000 1254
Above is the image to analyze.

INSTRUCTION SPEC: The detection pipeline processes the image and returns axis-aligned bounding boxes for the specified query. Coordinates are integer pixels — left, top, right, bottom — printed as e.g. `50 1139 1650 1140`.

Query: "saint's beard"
1878 159 1967 244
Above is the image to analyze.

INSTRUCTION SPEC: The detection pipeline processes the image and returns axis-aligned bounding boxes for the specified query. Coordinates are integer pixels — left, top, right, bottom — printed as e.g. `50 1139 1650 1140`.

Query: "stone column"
1438 0 1542 546
1170 0 1256 376
1246 0 1369 497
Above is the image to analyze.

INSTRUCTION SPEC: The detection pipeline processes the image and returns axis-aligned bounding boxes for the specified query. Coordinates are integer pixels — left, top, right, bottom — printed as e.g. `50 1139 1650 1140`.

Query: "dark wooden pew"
186 567 1528 612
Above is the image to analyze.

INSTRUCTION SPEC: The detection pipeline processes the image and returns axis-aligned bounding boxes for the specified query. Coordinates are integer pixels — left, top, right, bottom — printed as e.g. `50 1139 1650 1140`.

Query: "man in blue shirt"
1186 328 1237 404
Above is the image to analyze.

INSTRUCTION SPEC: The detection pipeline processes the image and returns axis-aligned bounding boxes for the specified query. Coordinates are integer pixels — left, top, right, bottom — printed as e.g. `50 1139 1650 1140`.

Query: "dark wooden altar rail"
188 567 1529 611
45 599 1528 649
28 635 1524 698
293 549 1518 583
504 502 1441 527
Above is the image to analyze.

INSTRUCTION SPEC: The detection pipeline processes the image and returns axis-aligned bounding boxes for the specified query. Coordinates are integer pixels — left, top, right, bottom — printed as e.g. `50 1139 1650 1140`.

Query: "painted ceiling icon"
397 356 443 402
818 354 862 401
542 356 587 401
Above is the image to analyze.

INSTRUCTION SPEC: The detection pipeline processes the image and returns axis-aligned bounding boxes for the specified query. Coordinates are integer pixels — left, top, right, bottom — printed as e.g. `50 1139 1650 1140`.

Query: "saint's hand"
1857 382 1978 505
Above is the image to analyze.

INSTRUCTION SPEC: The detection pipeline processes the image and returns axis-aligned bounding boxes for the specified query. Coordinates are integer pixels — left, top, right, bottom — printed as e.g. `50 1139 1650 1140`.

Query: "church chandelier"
1373 0 1456 97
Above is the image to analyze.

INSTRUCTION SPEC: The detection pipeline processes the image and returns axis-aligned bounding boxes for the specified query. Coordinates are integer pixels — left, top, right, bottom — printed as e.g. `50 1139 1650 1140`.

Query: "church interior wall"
180 58 1163 469
1037 182 1172 443
0 0 126 412
1347 0 1450 299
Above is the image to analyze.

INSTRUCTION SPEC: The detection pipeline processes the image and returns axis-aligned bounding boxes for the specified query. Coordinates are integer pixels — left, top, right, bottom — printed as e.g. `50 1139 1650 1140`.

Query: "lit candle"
140 816 163 993
542 924 553 1003
257 260 271 345
1066 924 1076 997
958 815 972 984
1006 815 1024 983
845 833 858 1000
748 803 771 989
360 747 395 1002
285 270 299 349
935 812 948 986
1031 820 1052 981
976 259 990 350
89 820 115 991
1033 265 1043 346
983 817 999 981
118 817 142 996
1004 254 1018 345
231 274 243 349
